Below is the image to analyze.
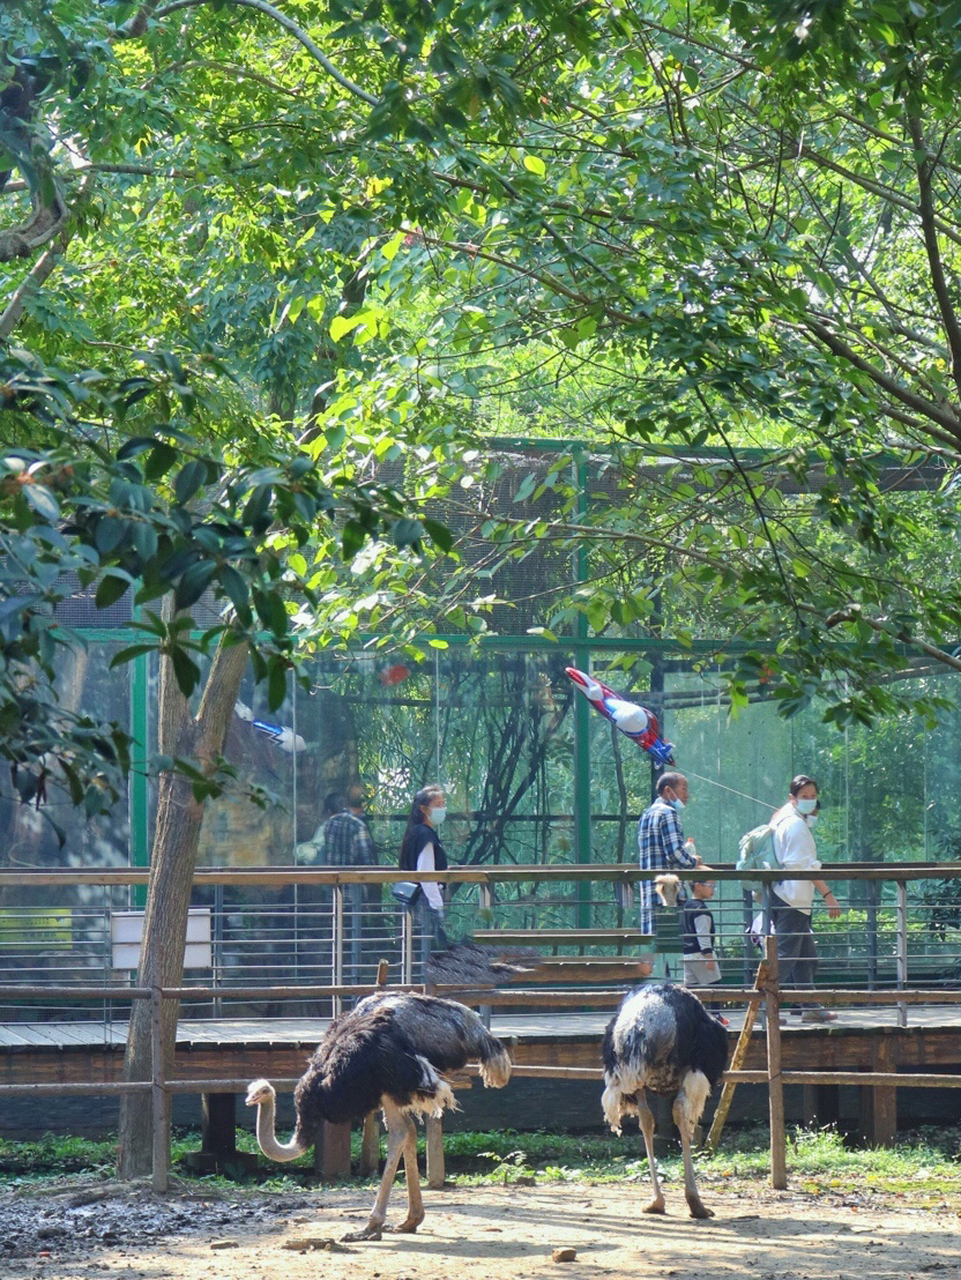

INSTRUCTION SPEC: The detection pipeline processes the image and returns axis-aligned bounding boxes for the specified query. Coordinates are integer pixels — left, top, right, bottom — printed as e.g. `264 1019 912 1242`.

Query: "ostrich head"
655 874 681 906
245 1077 307 1162
245 1078 276 1109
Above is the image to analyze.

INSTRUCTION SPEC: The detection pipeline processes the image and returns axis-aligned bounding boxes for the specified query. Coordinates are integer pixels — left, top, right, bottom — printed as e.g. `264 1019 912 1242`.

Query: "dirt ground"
1 1174 958 1280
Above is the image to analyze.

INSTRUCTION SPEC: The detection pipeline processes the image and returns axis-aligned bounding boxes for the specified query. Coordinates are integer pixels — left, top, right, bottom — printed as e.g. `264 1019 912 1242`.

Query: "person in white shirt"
770 774 841 1023
398 784 450 972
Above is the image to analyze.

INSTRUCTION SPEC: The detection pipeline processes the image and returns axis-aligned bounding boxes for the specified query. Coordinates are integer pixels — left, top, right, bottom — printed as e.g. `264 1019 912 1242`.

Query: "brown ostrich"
246 990 511 1241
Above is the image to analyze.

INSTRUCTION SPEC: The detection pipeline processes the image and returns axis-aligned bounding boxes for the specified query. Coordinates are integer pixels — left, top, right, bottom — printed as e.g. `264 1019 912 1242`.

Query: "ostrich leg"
341 1102 408 1242
637 1095 666 1215
673 1071 713 1219
385 1110 425 1234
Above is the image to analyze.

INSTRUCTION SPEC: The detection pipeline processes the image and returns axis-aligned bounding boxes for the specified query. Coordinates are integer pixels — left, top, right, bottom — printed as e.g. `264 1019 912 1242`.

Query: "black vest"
400 821 448 872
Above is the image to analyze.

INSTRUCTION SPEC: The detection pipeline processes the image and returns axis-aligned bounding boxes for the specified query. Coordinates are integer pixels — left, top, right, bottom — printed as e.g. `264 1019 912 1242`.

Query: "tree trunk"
116 634 249 1178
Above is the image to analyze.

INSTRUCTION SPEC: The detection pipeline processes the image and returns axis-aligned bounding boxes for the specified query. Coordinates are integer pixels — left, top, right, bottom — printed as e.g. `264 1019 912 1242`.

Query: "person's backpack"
736 821 782 900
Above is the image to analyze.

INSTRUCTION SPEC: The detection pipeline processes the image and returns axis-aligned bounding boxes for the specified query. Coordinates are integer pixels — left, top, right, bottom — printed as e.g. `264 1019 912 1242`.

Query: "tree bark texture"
117 635 250 1178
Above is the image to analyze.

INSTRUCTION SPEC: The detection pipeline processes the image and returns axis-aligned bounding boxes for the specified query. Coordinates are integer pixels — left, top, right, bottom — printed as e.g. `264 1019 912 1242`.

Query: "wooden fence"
1 865 960 1191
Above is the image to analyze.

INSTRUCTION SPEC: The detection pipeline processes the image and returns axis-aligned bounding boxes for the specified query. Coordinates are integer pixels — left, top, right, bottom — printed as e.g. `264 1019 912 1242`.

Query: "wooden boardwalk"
2 1002 961 1068
2 1004 961 1152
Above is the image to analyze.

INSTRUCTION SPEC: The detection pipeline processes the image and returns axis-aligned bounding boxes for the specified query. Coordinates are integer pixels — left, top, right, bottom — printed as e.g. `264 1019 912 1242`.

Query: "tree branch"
906 109 961 402
153 0 379 106
799 315 961 445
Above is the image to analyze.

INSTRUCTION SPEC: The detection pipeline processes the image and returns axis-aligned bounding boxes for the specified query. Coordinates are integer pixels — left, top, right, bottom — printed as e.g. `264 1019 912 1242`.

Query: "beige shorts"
683 956 720 988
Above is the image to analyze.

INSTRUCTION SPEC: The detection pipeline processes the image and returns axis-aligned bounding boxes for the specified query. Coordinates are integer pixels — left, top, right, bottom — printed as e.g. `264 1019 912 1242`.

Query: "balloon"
234 701 306 753
565 667 675 767
379 664 411 687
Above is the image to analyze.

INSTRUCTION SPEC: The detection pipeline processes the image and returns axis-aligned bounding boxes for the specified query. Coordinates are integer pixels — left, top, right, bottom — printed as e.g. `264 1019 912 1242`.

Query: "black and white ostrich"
602 982 729 1219
245 990 512 1241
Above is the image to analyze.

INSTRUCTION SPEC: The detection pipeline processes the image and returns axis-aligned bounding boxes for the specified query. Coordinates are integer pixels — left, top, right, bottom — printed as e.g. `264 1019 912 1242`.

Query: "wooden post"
314 1120 352 1179
704 959 768 1153
202 1092 236 1155
356 958 390 1176
150 986 170 1194
896 881 908 1028
764 935 787 1190
425 1114 445 1189
860 1036 898 1146
360 1113 381 1175
332 885 344 1018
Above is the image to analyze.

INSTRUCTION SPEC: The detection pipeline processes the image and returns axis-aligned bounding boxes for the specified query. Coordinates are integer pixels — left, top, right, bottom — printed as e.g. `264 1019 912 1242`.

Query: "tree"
1 0 597 1175
318 0 961 727
11 0 961 1173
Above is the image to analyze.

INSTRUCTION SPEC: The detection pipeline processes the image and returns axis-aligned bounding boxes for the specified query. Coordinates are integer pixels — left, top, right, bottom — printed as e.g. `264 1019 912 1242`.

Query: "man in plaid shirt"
321 790 376 988
637 772 702 934
322 793 375 866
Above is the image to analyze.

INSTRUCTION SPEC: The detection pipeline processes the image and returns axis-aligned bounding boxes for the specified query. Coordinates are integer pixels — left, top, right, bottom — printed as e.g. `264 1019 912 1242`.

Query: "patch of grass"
1 1123 960 1199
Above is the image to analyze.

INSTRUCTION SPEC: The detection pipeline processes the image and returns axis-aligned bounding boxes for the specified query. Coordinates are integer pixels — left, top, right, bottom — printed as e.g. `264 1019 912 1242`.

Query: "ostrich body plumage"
602 983 728 1219
246 991 511 1241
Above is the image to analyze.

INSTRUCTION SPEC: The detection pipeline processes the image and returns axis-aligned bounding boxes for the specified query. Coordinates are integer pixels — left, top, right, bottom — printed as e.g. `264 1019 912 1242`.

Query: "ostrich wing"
355 992 511 1086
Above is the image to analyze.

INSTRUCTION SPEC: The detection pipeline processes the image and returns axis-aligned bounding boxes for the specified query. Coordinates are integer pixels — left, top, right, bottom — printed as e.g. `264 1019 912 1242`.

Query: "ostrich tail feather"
480 1045 512 1089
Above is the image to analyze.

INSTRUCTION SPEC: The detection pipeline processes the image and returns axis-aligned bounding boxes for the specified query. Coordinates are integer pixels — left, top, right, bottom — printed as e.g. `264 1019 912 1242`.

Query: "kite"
234 701 306 753
565 667 675 767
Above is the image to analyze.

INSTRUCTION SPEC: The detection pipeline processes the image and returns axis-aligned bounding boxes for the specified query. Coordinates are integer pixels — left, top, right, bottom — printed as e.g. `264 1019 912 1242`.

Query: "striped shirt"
637 798 697 934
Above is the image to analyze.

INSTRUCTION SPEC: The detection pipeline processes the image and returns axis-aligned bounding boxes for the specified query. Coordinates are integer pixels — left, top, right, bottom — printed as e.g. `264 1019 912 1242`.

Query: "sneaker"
800 1007 838 1023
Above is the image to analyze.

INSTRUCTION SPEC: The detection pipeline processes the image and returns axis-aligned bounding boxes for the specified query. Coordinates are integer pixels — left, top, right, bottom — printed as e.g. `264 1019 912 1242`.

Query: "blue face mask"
430 806 447 826
671 797 685 814
796 797 818 816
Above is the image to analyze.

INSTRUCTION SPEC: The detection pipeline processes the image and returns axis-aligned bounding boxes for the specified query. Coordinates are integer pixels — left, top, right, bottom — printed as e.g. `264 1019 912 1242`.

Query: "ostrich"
246 990 512 1241
602 982 728 1218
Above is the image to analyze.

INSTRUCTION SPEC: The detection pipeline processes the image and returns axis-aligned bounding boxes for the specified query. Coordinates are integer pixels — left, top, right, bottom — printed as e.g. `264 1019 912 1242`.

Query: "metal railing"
1 864 959 1013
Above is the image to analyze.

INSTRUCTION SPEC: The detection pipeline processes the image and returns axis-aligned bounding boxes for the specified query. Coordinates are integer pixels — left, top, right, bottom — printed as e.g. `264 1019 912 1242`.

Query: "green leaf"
109 644 158 668
423 517 454 552
173 459 208 506
218 564 249 610
22 484 60 522
175 559 217 609
95 570 133 609
144 441 179 482
330 313 363 342
392 517 424 549
523 154 546 177
170 646 201 698
267 659 287 711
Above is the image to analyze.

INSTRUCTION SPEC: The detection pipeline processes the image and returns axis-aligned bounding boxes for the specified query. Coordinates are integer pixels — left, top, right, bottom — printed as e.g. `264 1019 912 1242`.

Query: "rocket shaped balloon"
565 668 675 767
234 701 306 753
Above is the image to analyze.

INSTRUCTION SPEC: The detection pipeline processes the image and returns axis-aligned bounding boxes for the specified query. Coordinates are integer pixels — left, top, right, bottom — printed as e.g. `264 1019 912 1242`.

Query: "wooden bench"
473 927 653 949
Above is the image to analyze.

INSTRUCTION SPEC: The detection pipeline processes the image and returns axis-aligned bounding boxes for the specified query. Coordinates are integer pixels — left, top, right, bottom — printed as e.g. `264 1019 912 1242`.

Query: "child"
682 878 728 1025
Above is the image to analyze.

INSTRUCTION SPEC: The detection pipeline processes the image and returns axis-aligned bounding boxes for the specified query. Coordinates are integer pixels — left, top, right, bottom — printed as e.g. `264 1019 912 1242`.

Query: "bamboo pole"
704 959 768 1153
765 936 787 1190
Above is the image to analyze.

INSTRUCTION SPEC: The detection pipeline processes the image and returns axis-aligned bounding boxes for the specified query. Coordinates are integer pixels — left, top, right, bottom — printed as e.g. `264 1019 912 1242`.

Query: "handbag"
390 880 422 907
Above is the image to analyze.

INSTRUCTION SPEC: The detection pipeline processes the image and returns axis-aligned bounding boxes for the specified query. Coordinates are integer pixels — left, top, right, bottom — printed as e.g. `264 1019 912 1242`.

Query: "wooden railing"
1 863 960 1192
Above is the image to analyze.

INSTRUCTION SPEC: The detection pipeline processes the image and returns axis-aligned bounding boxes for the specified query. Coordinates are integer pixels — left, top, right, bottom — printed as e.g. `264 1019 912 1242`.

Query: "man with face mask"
770 774 842 1023
637 771 702 935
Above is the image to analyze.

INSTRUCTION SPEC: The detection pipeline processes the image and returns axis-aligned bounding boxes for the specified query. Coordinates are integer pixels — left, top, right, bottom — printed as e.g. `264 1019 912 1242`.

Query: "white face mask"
430 806 447 826
796 796 818 816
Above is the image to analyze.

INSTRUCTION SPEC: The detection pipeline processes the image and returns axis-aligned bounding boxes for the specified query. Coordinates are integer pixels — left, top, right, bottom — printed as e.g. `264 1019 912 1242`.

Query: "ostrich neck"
255 1096 306 1162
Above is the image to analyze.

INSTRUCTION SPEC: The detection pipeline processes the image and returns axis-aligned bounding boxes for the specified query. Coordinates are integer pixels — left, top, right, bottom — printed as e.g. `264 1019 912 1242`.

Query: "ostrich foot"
685 1195 714 1220
642 1195 666 1215
385 1216 423 1234
340 1222 384 1242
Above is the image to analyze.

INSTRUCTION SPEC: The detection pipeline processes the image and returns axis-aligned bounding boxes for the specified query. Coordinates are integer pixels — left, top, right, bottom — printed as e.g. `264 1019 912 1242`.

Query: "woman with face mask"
399 784 450 968
769 775 841 1023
